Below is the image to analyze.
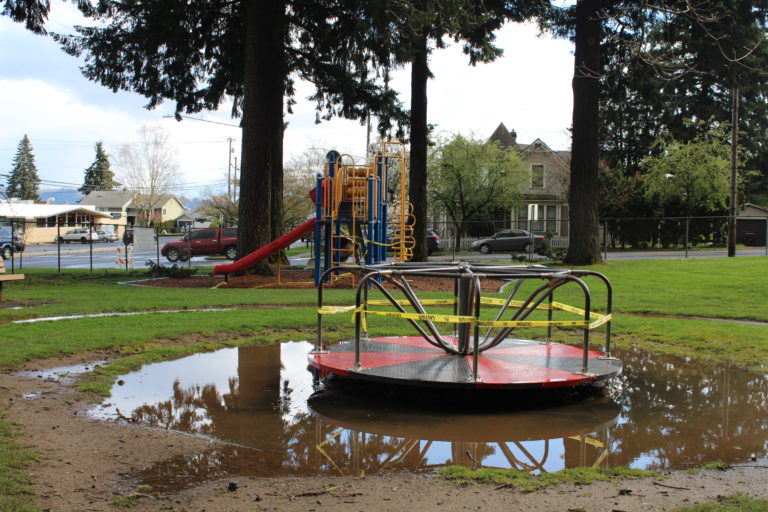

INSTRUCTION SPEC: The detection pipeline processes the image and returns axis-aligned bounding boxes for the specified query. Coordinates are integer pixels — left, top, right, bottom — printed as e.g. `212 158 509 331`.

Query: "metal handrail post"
472 275 481 382
547 291 554 342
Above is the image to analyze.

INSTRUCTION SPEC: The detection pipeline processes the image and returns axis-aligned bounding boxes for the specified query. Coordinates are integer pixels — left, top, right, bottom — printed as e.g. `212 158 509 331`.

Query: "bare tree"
117 126 181 226
283 149 325 230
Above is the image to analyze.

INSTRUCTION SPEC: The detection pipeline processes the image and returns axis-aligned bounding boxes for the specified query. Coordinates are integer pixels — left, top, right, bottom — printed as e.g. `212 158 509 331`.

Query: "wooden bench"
0 257 25 301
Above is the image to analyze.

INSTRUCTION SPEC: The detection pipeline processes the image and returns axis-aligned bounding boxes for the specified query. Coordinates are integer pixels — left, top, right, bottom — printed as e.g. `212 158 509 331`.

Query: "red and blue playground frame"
309 262 622 391
312 144 412 286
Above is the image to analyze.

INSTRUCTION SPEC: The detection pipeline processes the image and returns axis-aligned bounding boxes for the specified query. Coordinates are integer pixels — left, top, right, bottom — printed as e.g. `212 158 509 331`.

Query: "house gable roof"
80 190 135 208
0 201 112 220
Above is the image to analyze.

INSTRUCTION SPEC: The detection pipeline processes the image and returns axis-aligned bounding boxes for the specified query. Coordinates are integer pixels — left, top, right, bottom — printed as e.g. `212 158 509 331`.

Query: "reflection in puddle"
93 342 768 493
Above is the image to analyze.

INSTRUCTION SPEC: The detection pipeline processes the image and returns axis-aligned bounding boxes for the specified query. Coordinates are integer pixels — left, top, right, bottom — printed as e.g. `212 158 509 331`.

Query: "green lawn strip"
672 494 768 512
439 465 657 492
582 258 768 322
0 412 38 512
284 246 311 258
0 269 355 320
488 257 767 322
611 315 768 369
0 308 341 367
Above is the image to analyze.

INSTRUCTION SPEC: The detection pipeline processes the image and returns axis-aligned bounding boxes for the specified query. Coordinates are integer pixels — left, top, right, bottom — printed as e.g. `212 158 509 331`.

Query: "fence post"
9 221 16 272
685 218 689 258
765 216 768 257
603 220 608 261
57 222 61 273
89 223 94 273
156 226 161 266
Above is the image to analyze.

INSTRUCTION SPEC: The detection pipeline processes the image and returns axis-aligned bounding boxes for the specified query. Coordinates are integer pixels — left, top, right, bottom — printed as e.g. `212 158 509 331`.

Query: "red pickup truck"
161 227 238 262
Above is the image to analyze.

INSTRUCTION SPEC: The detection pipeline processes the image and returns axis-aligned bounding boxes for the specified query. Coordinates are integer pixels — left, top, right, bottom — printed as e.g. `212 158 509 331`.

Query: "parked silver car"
56 228 101 244
96 230 119 242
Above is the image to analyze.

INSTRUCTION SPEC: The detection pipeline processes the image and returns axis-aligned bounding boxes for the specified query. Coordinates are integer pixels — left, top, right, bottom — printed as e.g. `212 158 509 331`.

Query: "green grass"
672 494 768 512
0 411 38 512
439 465 657 491
0 259 766 507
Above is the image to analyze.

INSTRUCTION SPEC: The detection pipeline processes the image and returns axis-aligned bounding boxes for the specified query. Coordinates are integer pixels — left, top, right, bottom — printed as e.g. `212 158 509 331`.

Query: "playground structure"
309 262 621 390
312 142 412 284
214 142 412 281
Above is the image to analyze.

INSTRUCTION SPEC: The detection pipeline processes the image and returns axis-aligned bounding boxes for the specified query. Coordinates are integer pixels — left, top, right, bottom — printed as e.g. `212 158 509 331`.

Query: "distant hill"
39 189 83 205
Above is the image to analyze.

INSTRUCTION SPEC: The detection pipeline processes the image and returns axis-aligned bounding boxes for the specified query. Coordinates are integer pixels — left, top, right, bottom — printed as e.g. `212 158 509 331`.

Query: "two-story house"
489 122 570 237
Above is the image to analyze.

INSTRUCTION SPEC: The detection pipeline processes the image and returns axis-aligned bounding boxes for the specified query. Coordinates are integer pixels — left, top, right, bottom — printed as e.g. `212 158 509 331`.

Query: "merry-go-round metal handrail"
314 262 613 379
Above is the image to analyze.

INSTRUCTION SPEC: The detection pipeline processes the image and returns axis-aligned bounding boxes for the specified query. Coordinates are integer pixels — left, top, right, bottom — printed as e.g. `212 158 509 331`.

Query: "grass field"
1 258 766 371
0 257 766 510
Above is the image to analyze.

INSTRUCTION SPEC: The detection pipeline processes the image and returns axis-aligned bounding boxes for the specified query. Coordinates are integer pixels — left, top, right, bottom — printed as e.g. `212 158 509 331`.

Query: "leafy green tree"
6 134 41 201
428 135 527 251
643 124 732 218
79 141 119 194
55 0 404 273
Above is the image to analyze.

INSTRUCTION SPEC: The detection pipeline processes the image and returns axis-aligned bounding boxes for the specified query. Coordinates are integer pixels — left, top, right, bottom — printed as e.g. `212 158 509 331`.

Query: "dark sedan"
469 229 546 255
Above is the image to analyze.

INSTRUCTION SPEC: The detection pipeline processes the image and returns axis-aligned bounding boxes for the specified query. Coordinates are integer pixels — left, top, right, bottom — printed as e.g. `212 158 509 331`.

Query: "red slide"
213 218 316 275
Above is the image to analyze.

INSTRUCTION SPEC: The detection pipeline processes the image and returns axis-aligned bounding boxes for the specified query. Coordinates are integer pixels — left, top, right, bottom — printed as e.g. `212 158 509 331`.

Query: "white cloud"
1 18 575 199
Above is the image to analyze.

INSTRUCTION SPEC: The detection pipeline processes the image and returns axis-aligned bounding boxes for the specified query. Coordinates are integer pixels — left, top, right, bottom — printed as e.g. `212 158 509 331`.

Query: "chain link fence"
2 214 766 273
427 215 768 258
0 219 209 273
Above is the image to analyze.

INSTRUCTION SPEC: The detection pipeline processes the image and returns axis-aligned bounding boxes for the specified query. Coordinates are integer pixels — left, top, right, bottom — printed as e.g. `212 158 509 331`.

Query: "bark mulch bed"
132 269 510 292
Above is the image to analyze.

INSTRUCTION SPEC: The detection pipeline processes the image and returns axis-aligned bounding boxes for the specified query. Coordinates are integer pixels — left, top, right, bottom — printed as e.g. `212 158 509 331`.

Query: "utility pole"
728 87 739 258
233 157 238 203
227 137 234 207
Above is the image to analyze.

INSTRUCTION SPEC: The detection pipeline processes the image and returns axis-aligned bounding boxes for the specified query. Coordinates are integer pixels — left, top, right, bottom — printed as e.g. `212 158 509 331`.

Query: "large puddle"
91 341 768 493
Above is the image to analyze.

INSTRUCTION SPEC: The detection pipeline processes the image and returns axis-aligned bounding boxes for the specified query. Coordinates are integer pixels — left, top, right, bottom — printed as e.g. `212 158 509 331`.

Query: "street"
4 242 224 271
3 242 766 272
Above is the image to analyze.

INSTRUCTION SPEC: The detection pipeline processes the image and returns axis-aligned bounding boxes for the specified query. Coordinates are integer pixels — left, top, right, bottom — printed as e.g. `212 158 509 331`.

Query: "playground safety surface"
134 270 509 292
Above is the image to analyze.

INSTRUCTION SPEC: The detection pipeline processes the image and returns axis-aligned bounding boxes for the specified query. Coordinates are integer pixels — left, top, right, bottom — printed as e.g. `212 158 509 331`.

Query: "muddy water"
91 342 768 492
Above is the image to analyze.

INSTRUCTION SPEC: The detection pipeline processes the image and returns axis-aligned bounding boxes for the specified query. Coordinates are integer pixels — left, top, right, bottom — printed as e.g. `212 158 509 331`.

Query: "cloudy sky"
0 3 575 200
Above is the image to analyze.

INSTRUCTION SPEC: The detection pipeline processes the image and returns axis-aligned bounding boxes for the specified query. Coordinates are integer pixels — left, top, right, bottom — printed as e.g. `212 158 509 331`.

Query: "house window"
162 208 167 216
546 205 557 232
518 205 558 233
531 164 544 188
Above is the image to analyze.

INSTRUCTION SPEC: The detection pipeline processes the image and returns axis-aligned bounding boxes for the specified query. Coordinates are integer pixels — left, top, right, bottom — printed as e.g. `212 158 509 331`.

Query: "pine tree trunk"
238 0 287 275
408 35 429 262
565 0 603 265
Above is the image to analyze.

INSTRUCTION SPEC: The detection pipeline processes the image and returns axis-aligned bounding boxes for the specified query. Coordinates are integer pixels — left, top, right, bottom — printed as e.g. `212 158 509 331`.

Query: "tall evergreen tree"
2 0 91 34
79 141 119 194
55 1 405 273
388 1 540 261
6 134 41 201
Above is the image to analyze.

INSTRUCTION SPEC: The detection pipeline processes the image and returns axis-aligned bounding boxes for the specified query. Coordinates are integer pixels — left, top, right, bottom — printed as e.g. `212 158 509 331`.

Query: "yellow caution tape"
588 313 612 330
476 319 588 328
318 303 611 330
366 299 457 307
318 305 357 315
356 308 475 324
